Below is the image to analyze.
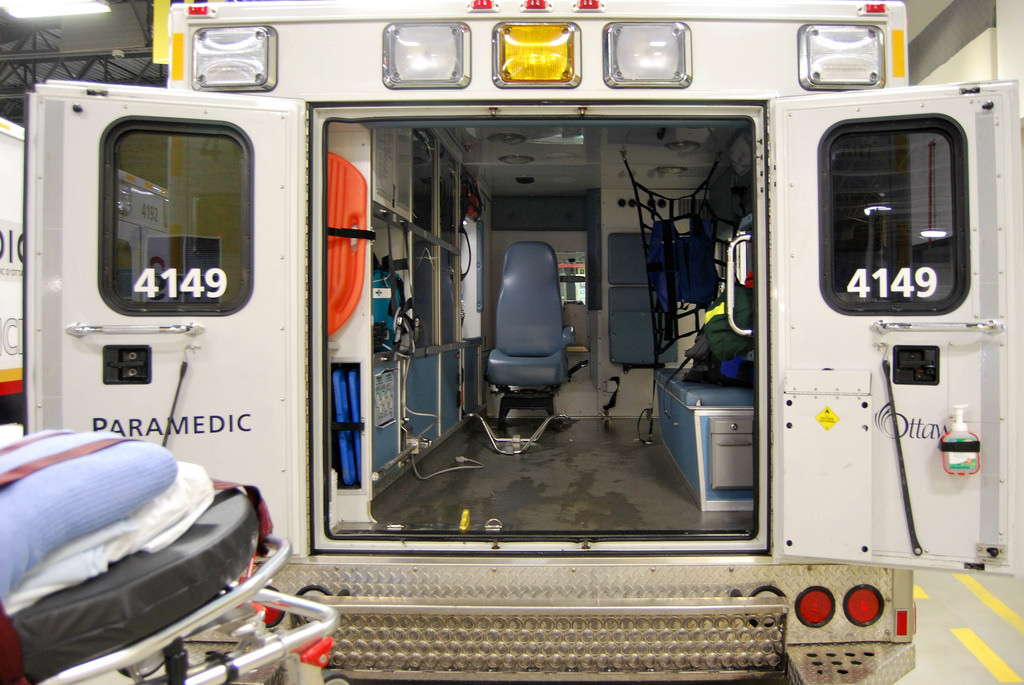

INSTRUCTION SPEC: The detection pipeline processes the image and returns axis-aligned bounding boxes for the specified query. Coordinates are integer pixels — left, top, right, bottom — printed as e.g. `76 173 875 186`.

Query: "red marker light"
895 609 909 636
577 0 601 8
864 3 887 13
187 5 209 15
471 0 494 9
524 0 548 8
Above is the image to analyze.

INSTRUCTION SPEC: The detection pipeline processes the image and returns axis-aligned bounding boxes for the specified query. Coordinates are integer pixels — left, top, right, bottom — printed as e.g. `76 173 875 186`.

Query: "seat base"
498 390 555 427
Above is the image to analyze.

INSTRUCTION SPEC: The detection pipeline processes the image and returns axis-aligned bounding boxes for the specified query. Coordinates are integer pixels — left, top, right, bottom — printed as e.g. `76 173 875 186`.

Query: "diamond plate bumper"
318 596 787 679
787 643 915 684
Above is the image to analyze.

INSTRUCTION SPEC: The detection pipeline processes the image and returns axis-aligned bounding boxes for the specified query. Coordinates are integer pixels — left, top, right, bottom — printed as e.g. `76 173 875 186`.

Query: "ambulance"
22 1 1023 681
0 116 23 429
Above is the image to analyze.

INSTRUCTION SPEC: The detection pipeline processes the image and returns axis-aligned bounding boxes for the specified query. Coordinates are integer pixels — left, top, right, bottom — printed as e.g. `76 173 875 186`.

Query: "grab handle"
726 234 753 337
871 320 1004 335
66 322 206 338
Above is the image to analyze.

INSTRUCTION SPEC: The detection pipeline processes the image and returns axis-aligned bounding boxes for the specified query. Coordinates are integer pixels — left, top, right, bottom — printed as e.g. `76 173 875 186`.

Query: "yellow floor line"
951 628 1022 683
954 573 1024 637
914 585 929 599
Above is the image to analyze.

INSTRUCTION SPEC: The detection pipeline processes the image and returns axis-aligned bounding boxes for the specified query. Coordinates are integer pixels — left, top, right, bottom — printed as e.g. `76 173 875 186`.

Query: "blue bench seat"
655 368 754 511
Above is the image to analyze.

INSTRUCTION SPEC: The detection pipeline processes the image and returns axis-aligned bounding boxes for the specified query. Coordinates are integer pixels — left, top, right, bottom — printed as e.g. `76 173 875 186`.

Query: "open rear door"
24 82 306 543
771 81 1023 573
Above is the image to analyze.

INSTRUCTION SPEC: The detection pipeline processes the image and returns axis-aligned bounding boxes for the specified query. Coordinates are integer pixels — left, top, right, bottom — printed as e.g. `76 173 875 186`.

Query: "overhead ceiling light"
4 0 110 18
487 132 527 145
652 165 688 177
499 154 534 165
665 140 701 152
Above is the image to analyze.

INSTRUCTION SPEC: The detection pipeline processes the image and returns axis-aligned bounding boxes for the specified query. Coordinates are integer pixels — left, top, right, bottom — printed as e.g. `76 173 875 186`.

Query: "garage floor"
901 569 1024 683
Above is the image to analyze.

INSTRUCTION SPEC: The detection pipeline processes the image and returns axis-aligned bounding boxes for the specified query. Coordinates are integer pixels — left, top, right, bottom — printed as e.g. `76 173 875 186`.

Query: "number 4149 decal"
133 267 228 299
846 266 938 299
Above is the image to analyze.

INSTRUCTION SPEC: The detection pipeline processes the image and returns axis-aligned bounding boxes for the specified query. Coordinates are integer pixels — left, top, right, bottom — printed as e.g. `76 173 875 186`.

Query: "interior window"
556 250 586 305
101 121 253 314
820 117 967 314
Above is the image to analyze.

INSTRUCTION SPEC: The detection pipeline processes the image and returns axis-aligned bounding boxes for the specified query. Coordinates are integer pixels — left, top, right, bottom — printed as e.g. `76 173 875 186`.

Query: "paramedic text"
93 413 252 437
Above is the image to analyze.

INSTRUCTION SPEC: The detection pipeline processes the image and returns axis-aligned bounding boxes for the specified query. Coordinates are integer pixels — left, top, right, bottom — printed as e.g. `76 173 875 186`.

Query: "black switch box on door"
103 345 151 384
892 345 939 385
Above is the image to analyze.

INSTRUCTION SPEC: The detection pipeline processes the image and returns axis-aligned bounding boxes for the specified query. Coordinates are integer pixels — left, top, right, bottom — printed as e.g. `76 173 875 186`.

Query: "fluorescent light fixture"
4 0 110 18
799 24 885 90
383 23 470 89
863 205 892 215
604 22 691 88
920 229 948 239
194 26 277 91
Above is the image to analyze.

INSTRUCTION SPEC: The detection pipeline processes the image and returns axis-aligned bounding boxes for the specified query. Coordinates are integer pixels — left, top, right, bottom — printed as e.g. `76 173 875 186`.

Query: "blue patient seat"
486 241 573 422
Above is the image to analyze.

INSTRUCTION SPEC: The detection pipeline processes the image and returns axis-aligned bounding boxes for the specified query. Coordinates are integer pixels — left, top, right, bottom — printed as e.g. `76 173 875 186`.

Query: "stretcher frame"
37 535 339 685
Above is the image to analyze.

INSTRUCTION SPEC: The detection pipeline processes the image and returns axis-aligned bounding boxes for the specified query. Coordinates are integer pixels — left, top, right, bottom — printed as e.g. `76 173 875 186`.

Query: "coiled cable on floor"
410 453 484 481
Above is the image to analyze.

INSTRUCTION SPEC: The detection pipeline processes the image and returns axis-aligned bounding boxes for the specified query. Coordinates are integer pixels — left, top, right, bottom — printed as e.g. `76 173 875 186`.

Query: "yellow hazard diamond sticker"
816 406 840 431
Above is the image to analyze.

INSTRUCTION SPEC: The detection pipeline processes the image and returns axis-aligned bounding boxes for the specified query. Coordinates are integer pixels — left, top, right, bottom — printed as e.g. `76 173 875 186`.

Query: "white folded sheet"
6 462 215 614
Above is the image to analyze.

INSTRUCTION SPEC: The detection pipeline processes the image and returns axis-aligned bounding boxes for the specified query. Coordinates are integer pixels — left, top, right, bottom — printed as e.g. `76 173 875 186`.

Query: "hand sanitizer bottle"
939 404 980 475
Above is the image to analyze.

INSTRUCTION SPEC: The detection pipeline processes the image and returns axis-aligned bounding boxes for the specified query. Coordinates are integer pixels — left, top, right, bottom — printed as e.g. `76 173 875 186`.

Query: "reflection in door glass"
823 119 966 313
102 124 252 314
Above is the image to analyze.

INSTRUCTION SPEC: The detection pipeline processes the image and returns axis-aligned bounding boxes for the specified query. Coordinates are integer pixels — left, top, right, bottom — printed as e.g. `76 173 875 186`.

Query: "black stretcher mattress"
13 489 259 683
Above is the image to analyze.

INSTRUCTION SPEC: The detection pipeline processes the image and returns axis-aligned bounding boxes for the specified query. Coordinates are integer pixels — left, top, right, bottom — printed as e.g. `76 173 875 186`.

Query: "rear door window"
820 117 968 314
101 120 253 314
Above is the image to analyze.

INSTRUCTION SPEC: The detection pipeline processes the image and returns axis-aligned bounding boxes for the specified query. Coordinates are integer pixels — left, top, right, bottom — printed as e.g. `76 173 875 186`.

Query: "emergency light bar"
193 26 277 91
604 22 691 88
383 23 471 89
494 23 580 87
798 24 884 89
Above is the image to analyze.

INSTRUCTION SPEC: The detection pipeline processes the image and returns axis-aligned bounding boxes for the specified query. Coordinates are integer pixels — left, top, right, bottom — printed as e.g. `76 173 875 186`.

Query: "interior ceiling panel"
0 0 164 124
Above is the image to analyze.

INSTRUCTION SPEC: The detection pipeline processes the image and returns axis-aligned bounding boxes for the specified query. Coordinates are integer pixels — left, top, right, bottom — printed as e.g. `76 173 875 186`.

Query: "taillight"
844 585 884 626
795 586 836 627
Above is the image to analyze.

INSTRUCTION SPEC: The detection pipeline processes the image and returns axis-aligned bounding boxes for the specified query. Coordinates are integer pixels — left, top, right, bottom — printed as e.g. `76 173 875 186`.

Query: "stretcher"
1 435 339 685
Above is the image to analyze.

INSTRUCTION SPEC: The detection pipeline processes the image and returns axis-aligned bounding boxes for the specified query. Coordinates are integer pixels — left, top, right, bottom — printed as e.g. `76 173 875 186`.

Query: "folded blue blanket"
0 430 178 599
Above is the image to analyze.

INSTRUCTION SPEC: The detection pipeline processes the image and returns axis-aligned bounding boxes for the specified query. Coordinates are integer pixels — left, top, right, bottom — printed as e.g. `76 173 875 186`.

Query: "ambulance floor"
369 415 754 534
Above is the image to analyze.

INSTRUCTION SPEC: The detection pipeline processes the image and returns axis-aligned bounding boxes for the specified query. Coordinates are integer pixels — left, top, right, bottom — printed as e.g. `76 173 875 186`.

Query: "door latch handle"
66 322 206 338
871 319 1004 335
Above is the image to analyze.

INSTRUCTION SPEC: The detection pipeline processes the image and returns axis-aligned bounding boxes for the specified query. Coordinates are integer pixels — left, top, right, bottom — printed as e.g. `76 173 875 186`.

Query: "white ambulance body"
22 1 1024 681
0 116 23 429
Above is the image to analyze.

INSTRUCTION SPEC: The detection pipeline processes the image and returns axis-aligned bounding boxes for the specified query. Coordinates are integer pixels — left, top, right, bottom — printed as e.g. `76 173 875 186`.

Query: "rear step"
318 596 787 678
787 642 915 684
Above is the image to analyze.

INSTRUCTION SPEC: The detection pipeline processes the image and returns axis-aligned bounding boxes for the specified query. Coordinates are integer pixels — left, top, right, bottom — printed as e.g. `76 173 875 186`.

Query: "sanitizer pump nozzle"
939 404 980 475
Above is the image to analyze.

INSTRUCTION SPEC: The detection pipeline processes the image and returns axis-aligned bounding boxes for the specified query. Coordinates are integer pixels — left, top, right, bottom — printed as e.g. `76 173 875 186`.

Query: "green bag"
702 287 753 360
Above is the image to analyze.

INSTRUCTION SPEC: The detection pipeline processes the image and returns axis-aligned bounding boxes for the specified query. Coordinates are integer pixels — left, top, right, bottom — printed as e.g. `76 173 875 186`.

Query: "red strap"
0 437 133 488
0 600 30 685
0 431 72 458
1 433 132 685
213 480 274 553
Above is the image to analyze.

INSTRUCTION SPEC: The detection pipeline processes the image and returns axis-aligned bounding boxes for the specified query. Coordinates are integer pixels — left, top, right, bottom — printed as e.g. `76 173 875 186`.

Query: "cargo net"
622 151 733 361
